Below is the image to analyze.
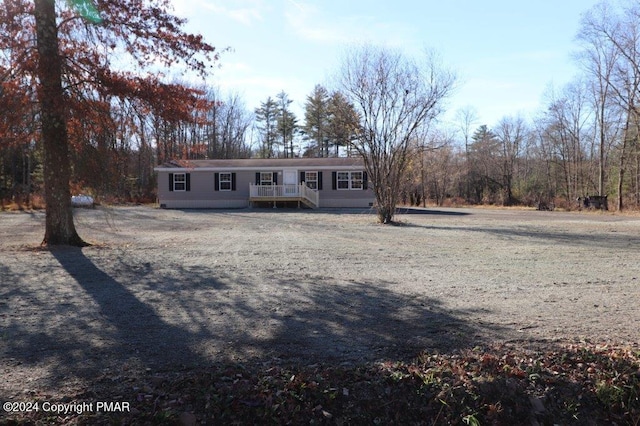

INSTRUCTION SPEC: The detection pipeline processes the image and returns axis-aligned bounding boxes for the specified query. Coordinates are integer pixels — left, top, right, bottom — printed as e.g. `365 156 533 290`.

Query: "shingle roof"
156 157 364 170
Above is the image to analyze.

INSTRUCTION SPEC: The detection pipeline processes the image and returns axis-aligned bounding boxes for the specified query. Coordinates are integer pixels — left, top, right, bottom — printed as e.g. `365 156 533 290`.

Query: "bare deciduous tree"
577 3 620 197
537 83 591 203
495 115 528 205
578 1 640 210
338 46 455 223
455 106 478 202
419 129 458 207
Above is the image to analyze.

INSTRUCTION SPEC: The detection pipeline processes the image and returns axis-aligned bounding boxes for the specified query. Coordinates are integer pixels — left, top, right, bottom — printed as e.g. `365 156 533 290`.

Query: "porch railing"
249 184 319 207
300 184 319 207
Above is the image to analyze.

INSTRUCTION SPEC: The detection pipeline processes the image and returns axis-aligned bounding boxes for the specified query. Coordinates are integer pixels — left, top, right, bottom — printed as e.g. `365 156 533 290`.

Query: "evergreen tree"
255 97 279 158
327 91 360 157
303 85 330 157
469 125 502 203
276 91 298 158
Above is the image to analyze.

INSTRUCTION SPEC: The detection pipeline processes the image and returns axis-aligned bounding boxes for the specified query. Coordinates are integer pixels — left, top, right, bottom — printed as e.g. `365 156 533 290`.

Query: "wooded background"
2 1 639 211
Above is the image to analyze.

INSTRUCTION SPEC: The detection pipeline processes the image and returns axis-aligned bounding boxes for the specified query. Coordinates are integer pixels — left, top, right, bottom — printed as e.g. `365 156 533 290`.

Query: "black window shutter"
363 171 368 190
332 172 337 190
185 173 191 191
273 172 278 185
300 171 305 184
214 173 219 191
169 173 174 191
318 172 323 190
231 173 237 191
255 172 260 185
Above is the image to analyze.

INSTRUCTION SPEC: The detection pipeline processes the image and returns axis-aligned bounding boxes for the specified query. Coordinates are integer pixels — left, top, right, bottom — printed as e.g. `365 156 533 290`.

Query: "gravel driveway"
1 205 639 398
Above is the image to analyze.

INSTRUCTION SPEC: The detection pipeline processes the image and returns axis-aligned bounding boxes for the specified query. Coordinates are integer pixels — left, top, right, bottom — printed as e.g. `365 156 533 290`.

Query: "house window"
219 172 232 191
173 173 186 191
335 171 366 190
305 171 318 189
215 172 236 191
351 171 363 190
260 172 273 185
336 172 350 190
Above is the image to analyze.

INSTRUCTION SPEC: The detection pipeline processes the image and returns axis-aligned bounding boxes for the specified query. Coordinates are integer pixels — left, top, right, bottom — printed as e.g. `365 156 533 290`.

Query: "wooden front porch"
249 184 319 208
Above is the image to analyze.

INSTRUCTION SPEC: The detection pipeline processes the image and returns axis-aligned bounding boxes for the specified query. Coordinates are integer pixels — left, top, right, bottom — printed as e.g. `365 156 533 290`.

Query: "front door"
283 169 298 195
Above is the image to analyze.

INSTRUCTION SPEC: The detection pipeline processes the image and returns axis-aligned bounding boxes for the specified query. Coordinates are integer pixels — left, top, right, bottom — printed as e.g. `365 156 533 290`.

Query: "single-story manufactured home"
154 157 375 209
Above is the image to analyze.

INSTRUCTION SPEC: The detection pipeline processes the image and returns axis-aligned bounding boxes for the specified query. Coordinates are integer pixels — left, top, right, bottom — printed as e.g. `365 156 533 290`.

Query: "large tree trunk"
35 0 86 246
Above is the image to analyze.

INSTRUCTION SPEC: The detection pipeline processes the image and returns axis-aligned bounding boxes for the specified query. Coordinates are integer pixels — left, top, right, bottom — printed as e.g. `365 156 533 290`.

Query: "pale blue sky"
174 0 602 128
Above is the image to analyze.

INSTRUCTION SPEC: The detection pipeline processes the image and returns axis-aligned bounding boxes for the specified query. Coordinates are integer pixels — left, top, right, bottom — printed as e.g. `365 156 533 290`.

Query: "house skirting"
159 198 374 209
159 199 249 209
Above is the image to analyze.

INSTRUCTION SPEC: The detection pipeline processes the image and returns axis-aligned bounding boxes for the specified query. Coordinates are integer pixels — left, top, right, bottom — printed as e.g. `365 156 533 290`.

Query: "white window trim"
260 172 273 186
219 172 232 191
336 172 350 190
173 172 186 192
305 171 318 189
351 171 364 190
337 171 363 190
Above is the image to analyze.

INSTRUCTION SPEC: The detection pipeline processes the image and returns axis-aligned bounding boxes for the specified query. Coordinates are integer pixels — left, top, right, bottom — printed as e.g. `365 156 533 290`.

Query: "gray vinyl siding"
317 172 373 208
158 171 252 209
155 158 375 209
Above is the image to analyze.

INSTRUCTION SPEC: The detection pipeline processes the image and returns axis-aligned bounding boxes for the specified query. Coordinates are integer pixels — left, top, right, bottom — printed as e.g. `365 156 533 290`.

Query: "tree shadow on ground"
399 222 640 251
0 247 212 399
1 245 508 399
2 246 638 424
394 207 470 216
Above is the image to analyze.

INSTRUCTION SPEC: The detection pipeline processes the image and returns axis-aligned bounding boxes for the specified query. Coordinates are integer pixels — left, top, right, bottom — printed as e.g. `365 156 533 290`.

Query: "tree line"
2 0 640 217
407 1 640 211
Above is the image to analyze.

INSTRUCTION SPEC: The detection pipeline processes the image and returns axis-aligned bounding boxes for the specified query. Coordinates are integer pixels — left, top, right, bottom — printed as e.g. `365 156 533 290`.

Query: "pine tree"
255 97 279 158
469 125 501 203
276 91 298 158
303 85 330 157
327 91 360 157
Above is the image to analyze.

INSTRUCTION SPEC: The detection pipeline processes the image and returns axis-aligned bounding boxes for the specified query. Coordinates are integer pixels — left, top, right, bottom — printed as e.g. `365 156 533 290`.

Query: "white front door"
283 170 298 195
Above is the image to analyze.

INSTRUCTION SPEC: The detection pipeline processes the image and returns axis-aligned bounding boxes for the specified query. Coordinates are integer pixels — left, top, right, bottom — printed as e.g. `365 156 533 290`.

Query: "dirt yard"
1 205 639 401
